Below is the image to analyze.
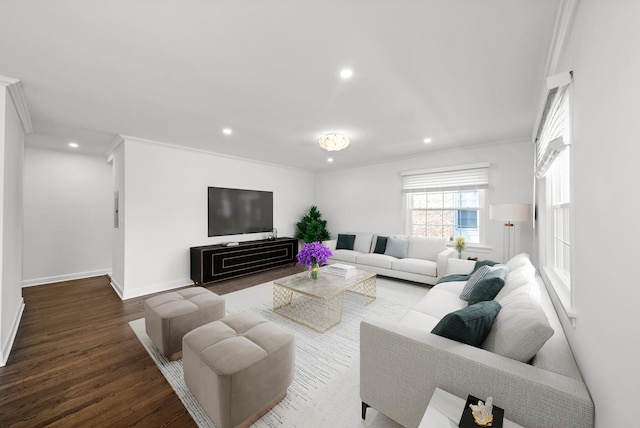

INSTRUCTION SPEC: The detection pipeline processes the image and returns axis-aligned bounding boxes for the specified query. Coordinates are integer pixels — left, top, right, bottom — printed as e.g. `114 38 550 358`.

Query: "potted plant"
295 206 331 243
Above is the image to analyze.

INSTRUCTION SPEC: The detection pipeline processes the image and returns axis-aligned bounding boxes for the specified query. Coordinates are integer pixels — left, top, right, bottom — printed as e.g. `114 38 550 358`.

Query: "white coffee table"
419 388 525 428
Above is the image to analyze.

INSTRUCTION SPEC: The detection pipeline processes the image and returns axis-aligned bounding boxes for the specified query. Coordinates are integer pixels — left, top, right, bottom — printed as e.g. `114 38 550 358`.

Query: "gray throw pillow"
482 285 554 362
384 237 409 259
459 265 492 301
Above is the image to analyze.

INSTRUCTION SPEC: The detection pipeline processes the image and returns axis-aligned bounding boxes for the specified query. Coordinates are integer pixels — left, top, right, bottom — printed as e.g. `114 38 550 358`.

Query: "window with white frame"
536 71 572 292
402 164 489 244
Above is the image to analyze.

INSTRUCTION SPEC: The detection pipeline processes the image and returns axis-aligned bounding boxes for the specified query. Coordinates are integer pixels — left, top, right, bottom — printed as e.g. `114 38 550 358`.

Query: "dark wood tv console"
190 237 299 285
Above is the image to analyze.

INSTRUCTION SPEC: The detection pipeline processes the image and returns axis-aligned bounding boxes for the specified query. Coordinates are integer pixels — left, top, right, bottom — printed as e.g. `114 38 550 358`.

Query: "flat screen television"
208 187 273 237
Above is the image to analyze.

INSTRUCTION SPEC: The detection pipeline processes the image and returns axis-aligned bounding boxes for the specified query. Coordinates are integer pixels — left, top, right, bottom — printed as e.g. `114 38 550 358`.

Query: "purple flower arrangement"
296 241 332 267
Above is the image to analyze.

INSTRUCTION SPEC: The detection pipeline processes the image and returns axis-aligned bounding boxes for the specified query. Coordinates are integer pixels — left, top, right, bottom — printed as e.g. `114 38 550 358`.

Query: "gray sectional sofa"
324 233 456 285
360 254 594 428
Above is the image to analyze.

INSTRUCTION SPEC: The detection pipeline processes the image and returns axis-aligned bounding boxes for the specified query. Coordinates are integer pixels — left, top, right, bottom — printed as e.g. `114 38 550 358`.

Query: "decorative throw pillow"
431 301 502 347
459 265 492 301
336 234 356 250
384 236 409 259
373 236 388 254
467 268 508 305
482 285 554 362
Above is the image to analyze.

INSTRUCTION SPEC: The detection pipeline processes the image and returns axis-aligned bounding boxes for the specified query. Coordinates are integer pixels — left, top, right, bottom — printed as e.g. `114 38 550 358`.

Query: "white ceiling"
0 0 560 171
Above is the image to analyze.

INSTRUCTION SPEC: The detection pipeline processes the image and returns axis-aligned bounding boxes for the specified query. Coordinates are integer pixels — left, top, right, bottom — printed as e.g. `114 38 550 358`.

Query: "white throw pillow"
459 265 492 301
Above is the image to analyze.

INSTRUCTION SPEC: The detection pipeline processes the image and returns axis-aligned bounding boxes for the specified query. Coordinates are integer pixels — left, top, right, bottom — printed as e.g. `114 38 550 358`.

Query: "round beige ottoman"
144 287 226 360
183 312 295 428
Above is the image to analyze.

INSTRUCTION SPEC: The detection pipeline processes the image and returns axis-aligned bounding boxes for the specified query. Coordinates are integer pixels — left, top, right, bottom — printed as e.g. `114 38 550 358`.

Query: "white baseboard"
121 278 194 300
21 269 112 287
110 277 124 299
0 298 25 367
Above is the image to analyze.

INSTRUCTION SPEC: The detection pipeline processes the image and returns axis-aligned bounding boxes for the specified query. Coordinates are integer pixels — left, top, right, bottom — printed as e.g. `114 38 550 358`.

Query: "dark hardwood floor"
0 264 306 427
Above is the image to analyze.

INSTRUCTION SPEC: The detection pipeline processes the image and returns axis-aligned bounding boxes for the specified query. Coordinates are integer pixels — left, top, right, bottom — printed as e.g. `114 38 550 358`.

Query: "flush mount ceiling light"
222 128 232 135
423 137 433 144
68 142 78 148
339 69 353 79
319 133 350 151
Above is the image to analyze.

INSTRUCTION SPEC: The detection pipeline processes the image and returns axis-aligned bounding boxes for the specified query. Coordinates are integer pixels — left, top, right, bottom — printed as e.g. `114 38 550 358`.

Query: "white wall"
540 1 640 425
111 137 315 299
315 140 534 262
22 148 112 286
0 85 26 366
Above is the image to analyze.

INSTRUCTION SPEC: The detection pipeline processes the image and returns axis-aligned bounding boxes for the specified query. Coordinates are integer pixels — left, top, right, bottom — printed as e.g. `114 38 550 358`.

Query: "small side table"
419 388 525 428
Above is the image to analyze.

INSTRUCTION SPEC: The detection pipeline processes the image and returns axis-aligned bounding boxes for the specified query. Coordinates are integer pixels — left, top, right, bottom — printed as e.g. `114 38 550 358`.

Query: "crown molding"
0 75 33 134
108 134 310 173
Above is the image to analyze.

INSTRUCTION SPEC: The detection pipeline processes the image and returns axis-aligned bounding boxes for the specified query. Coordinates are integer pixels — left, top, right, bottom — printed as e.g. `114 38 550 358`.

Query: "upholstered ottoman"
144 287 225 360
183 312 295 428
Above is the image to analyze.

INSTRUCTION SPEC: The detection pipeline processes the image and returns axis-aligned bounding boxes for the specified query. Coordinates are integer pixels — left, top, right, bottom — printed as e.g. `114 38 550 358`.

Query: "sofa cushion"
373 236 388 254
467 268 508 305
483 284 554 362
506 253 532 271
330 249 360 263
353 233 374 254
459 265 492 301
410 288 467 320
407 236 446 261
356 253 396 269
431 301 502 347
494 268 531 301
385 236 409 259
391 258 437 277
336 234 356 250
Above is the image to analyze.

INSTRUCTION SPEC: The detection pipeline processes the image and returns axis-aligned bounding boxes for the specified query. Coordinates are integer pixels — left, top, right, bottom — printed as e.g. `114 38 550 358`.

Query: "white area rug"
129 277 429 427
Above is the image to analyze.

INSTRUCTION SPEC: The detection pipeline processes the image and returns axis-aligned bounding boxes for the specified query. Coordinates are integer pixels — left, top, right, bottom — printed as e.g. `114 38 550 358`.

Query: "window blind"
401 163 489 192
535 75 571 178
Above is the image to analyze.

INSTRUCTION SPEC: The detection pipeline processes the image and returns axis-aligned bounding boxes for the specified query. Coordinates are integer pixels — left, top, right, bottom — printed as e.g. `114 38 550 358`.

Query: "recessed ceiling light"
222 128 232 135
68 142 79 148
327 158 334 163
423 137 433 144
339 69 353 79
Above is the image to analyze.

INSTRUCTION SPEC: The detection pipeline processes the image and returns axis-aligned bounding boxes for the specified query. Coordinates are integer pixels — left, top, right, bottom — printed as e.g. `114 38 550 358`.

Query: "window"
535 71 573 316
547 148 571 284
402 164 489 244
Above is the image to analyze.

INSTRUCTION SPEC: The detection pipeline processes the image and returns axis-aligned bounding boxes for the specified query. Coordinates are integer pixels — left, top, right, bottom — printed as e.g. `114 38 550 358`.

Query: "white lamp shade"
490 204 532 223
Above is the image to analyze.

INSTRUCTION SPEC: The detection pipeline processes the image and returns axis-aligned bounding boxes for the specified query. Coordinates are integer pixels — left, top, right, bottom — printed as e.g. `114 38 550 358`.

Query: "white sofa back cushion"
482 282 554 362
407 236 446 261
351 232 374 254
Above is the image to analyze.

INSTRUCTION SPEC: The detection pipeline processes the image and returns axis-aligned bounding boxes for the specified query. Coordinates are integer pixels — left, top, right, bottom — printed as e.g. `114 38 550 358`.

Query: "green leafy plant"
295 206 331 243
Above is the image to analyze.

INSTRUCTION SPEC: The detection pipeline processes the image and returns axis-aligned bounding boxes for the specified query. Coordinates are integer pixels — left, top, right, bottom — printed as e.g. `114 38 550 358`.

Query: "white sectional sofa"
324 233 456 285
360 254 594 428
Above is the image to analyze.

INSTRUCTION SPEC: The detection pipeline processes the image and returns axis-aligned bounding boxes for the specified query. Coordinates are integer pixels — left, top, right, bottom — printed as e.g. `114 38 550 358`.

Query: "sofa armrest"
436 247 457 279
446 258 476 275
323 239 337 251
360 317 594 428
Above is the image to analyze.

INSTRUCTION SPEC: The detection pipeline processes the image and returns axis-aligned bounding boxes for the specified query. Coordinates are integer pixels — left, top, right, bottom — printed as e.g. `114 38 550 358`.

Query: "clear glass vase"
309 262 319 280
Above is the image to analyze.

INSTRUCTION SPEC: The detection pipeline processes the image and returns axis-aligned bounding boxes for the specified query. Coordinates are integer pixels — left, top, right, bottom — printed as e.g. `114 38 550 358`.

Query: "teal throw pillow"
431 300 502 347
373 236 388 254
459 265 492 301
467 268 508 305
384 236 409 259
336 234 356 250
